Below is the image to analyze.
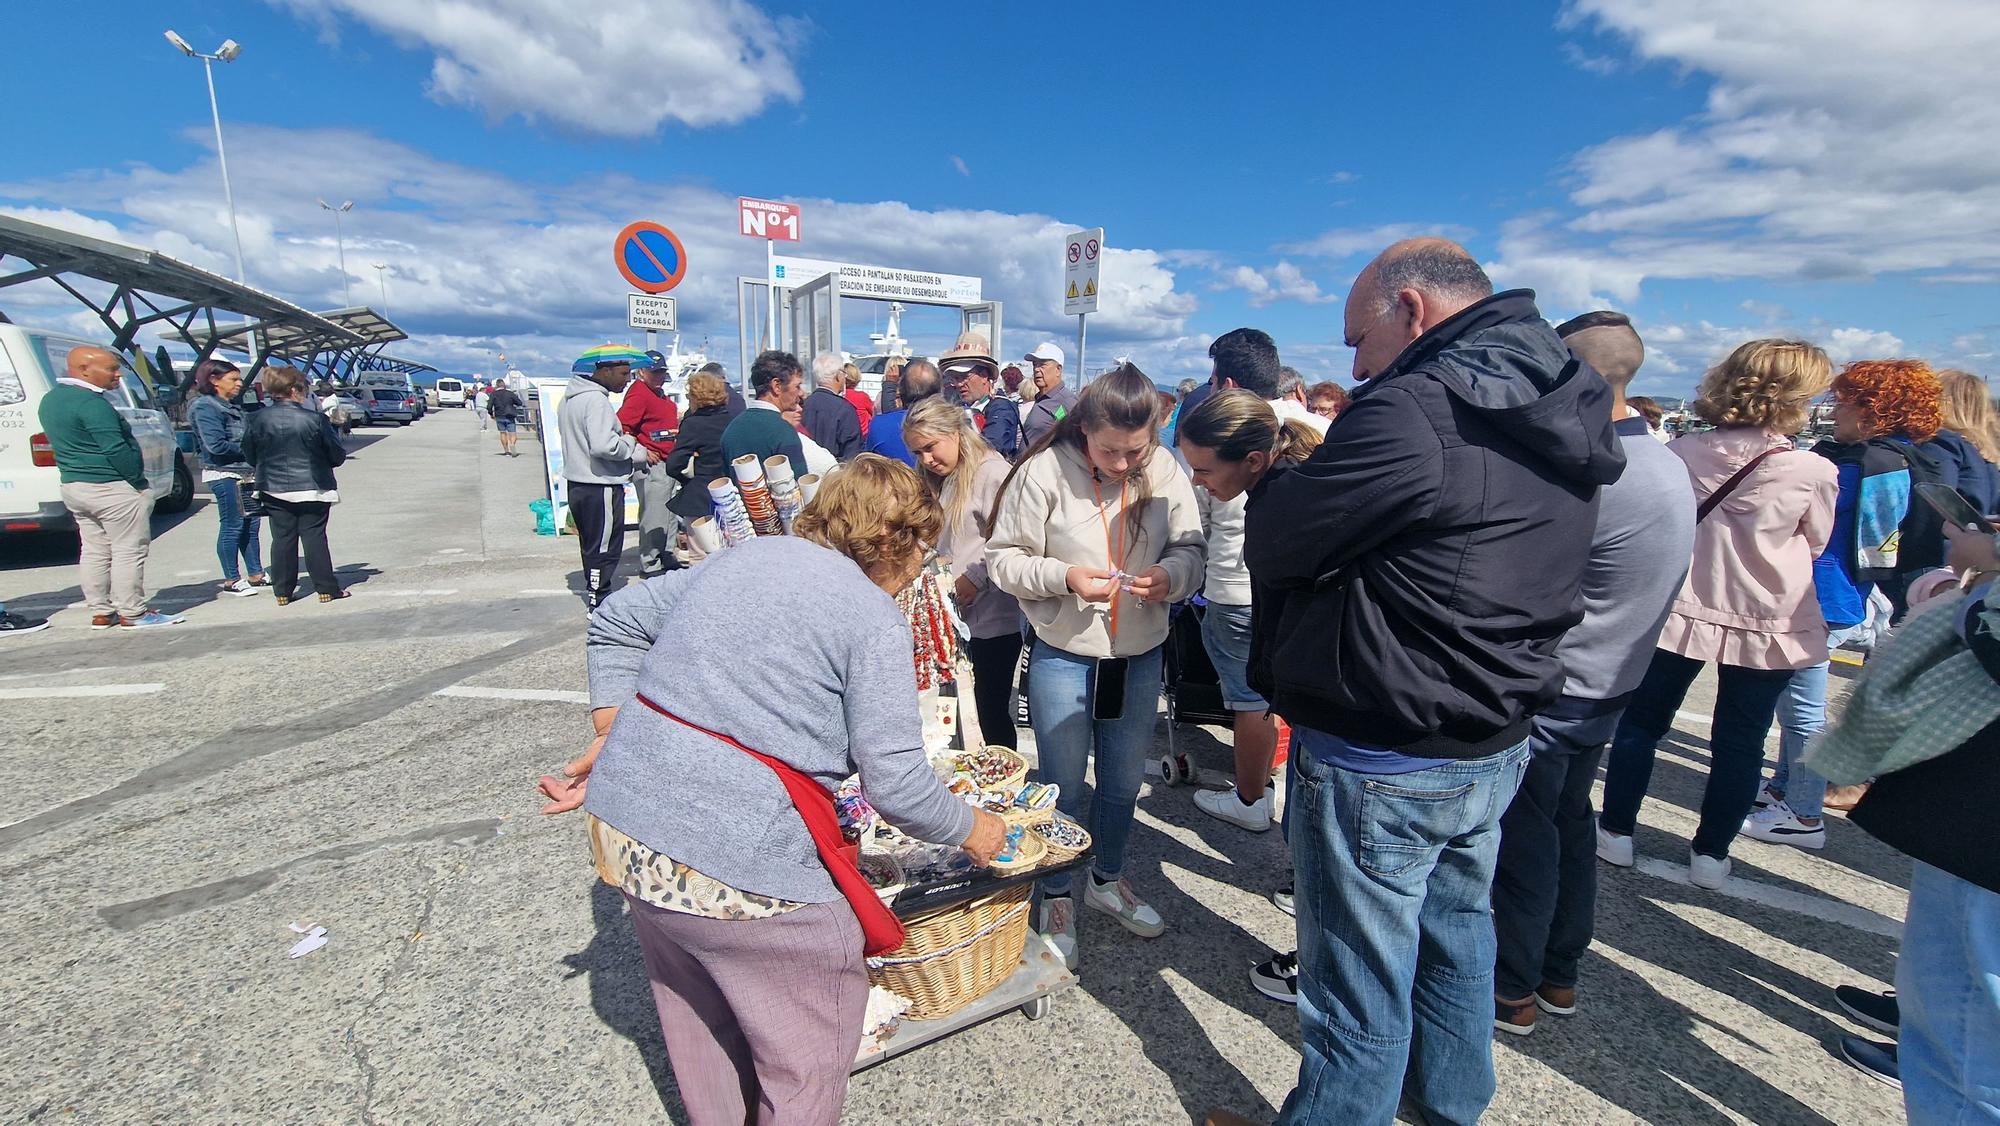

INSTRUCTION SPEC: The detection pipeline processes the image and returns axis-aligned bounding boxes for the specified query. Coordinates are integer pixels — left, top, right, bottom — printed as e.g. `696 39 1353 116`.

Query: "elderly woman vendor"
542 454 1007 1125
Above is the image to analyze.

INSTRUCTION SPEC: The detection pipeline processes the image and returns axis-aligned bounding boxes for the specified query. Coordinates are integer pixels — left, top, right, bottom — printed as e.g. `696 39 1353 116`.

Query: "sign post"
1063 227 1102 383
739 197 802 352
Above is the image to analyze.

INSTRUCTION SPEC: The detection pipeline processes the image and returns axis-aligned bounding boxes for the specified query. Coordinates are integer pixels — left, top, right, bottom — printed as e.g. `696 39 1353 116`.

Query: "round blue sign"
615 221 688 293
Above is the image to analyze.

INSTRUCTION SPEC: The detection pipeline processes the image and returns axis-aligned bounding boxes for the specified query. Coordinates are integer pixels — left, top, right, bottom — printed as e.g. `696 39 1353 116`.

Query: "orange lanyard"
1091 473 1127 640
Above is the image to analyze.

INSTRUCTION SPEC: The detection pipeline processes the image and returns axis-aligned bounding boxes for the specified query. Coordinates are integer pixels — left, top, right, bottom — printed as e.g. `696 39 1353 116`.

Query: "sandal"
319 589 353 603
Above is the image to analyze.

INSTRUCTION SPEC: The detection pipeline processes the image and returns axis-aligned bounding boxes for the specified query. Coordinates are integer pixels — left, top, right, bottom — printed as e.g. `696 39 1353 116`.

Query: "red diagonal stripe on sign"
632 232 673 282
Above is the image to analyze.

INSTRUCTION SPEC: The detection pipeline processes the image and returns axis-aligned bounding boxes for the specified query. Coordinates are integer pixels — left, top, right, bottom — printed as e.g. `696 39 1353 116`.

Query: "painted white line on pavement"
0 683 165 699
364 589 461 597
519 588 577 597
1632 857 1902 938
176 569 211 577
436 548 468 554
434 686 590 704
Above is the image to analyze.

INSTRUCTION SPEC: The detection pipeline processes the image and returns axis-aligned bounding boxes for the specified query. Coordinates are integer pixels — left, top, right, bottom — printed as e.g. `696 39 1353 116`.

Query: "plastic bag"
529 498 556 536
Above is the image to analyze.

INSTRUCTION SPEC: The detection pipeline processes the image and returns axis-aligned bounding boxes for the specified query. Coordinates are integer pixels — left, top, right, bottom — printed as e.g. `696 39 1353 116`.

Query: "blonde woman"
1598 340 1838 888
986 363 1205 960
903 396 1022 749
1924 369 2000 518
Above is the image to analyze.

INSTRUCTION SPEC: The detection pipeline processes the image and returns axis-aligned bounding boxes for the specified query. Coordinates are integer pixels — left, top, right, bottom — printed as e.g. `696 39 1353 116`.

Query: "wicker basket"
867 885 1033 1019
955 746 1028 792
1028 815 1092 864
987 827 1047 874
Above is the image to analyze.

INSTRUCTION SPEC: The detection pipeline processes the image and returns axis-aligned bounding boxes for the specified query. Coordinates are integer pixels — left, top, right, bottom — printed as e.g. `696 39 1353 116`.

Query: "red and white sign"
738 197 801 242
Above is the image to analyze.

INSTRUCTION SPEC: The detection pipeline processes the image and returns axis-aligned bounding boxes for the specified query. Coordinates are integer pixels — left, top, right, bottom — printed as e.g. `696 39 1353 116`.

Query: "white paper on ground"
287 924 329 958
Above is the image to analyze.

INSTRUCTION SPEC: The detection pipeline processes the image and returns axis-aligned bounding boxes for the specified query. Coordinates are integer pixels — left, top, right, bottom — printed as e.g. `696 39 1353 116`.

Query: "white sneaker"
1271 883 1295 917
220 579 261 597
1037 894 1078 970
1741 804 1827 851
1753 782 1782 810
1083 873 1166 938
1192 786 1274 832
1595 825 1634 867
1689 849 1732 889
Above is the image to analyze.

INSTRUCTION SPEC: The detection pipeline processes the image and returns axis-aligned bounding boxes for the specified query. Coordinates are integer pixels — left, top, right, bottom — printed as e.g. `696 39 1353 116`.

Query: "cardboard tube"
798 474 821 505
731 454 766 486
763 455 797 489
707 478 737 504
688 516 723 554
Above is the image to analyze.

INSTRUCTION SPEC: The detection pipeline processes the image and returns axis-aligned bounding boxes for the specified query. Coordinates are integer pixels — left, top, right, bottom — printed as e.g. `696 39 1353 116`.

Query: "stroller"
1156 599 1291 786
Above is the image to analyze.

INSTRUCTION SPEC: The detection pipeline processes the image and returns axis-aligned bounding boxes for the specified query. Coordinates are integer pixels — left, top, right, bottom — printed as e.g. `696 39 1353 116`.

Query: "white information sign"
627 292 678 331
770 255 982 303
1063 227 1102 315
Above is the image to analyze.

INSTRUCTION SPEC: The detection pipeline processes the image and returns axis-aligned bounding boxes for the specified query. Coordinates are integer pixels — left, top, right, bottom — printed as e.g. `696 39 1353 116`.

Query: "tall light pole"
318 199 353 307
371 262 389 318
164 31 247 285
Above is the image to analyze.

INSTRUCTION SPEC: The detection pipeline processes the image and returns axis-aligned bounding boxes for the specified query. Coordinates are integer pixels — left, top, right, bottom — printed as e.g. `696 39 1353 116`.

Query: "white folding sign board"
1063 227 1102 315
628 293 678 331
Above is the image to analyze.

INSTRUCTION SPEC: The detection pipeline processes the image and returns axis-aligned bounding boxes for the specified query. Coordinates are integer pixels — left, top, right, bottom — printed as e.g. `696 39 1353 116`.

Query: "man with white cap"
1021 342 1078 447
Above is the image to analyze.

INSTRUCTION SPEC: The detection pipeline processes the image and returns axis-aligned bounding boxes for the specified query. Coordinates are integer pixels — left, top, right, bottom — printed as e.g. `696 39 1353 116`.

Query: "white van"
0 324 194 535
434 376 467 407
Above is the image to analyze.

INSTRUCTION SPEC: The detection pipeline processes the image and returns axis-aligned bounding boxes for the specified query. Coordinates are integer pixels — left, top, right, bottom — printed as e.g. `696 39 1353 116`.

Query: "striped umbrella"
570 343 650 374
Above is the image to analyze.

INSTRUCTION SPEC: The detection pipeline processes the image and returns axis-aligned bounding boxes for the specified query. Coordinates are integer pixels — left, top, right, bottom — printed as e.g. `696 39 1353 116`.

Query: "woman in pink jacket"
1596 340 1837 889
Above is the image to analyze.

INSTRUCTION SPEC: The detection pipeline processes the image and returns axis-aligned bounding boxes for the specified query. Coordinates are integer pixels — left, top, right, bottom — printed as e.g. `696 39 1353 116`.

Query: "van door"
0 336 45 520
115 356 176 497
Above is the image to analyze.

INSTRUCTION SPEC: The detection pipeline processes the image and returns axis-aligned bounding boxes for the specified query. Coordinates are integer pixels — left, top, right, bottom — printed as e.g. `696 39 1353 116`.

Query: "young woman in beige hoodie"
986 364 1205 964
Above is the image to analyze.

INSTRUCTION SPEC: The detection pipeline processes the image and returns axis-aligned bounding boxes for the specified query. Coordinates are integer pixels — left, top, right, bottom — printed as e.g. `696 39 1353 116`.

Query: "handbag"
235 477 265 518
633 693 908 955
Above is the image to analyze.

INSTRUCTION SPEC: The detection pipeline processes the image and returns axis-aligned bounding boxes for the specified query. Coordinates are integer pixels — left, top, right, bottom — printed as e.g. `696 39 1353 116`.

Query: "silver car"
358 387 416 425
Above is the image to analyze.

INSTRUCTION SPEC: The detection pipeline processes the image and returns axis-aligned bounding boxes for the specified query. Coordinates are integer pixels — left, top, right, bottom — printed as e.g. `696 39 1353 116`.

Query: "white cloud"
1492 1 2000 299
0 126 1204 377
1625 319 1906 391
270 0 805 136
1280 222 1476 260
949 155 970 178
1221 261 1339 308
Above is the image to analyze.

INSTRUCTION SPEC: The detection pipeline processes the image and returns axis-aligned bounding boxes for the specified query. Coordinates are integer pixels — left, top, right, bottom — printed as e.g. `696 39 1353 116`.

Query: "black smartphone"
1917 482 1996 534
1092 657 1130 721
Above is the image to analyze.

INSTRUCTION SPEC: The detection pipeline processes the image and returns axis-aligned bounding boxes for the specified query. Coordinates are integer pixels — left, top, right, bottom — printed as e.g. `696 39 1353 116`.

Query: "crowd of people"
536 235 1999 1126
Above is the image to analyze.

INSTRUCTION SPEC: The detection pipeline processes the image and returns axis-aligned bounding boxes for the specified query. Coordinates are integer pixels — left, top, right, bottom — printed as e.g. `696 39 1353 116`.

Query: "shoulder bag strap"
1697 447 1786 523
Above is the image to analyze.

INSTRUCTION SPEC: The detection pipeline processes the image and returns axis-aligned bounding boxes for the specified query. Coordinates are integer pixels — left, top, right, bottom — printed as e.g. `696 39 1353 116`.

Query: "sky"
3 0 1999 397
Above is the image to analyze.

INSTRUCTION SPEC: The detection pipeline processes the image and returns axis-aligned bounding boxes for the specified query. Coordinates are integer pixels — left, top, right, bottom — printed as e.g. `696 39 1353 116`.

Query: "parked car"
321 388 369 434
0 324 195 535
358 387 416 426
434 376 467 407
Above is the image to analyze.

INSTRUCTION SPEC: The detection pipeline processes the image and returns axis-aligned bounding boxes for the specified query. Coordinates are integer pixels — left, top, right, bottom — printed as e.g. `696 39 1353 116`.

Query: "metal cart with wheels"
851 851 1090 1072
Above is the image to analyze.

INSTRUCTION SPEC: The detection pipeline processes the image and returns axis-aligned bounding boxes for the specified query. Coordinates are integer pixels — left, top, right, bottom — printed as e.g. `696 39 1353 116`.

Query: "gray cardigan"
583 535 974 903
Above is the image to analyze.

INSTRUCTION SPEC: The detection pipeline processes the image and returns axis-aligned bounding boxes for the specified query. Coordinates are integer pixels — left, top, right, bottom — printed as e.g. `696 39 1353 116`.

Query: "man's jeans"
634 460 682 575
1898 861 2000 1125
1492 707 1622 1001
1027 639 1163 896
1278 735 1529 1126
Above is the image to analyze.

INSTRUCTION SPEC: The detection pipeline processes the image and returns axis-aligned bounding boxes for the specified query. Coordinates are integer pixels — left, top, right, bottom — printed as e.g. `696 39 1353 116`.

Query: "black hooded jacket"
1243 290 1626 758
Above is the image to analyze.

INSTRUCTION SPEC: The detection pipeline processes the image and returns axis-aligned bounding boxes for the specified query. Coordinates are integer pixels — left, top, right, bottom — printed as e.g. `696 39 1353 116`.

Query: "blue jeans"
1278 735 1529 1126
1027 639 1163 896
1772 624 1863 820
1198 601 1266 711
1899 861 2000 1125
1601 649 1793 859
209 478 263 582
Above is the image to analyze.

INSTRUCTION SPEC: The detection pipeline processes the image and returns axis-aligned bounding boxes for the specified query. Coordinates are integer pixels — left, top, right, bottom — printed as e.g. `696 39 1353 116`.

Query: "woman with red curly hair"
1746 359 1941 851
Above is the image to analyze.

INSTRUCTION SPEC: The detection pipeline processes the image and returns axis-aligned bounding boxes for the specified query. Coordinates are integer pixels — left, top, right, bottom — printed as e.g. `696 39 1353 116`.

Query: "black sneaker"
1839 1036 1901 1090
0 612 50 636
1251 951 1299 1004
1834 986 1900 1037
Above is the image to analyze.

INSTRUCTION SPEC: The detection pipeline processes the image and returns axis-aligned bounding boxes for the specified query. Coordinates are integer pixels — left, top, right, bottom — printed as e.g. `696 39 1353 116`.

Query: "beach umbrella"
571 343 649 374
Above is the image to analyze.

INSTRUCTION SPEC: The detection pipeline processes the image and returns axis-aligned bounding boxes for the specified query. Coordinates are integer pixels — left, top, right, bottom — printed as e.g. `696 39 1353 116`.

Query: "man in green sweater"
37 346 182 629
720 350 809 480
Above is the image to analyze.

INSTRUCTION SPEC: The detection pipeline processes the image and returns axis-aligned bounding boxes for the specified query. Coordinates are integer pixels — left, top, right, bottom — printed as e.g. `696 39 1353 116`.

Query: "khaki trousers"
61 481 154 619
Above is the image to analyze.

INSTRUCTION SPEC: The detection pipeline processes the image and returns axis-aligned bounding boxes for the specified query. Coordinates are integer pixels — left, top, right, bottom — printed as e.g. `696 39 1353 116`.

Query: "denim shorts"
495 417 519 433
1198 601 1266 711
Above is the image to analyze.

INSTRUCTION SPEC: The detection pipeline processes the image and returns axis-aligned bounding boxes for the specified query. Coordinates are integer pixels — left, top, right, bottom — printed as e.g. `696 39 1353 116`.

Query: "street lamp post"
319 199 354 307
164 31 247 285
372 262 389 319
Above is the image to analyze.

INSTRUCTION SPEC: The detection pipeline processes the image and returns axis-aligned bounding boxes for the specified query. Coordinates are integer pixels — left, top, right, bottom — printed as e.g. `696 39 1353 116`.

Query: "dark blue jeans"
1492 707 1622 1000
1027 639 1163 895
1600 649 1793 860
209 478 263 582
1279 735 1529 1126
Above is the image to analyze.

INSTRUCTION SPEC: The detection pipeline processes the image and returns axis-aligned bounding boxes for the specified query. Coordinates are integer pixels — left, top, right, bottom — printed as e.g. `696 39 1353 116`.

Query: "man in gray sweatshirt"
559 357 655 610
1490 311 1697 1034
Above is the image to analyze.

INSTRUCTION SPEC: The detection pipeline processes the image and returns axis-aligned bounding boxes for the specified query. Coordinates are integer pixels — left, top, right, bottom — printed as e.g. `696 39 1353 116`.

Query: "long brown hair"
988 362 1161 545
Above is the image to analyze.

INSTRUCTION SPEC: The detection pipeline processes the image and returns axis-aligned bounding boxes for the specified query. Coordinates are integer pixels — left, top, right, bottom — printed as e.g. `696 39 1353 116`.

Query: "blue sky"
4 0 1998 395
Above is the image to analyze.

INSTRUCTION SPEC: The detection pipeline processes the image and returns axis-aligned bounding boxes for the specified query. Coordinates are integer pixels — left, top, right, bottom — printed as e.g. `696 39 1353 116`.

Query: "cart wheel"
1157 753 1181 786
1021 995 1051 1021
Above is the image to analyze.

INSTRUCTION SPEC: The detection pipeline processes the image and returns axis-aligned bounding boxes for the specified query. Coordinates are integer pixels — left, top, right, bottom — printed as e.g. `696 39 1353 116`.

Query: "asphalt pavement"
0 410 1908 1124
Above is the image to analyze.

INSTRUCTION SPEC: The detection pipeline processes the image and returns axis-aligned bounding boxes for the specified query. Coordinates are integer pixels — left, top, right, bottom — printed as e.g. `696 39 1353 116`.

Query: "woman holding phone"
1747 360 1940 850
986 364 1205 964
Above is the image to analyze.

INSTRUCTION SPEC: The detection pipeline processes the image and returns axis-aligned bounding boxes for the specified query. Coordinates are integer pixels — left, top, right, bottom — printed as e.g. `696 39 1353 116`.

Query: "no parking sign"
614 221 688 294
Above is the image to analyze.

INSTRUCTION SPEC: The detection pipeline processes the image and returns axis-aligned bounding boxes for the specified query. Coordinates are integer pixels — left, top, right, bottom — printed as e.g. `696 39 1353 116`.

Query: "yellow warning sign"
1067 281 1078 299
1084 278 1096 297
